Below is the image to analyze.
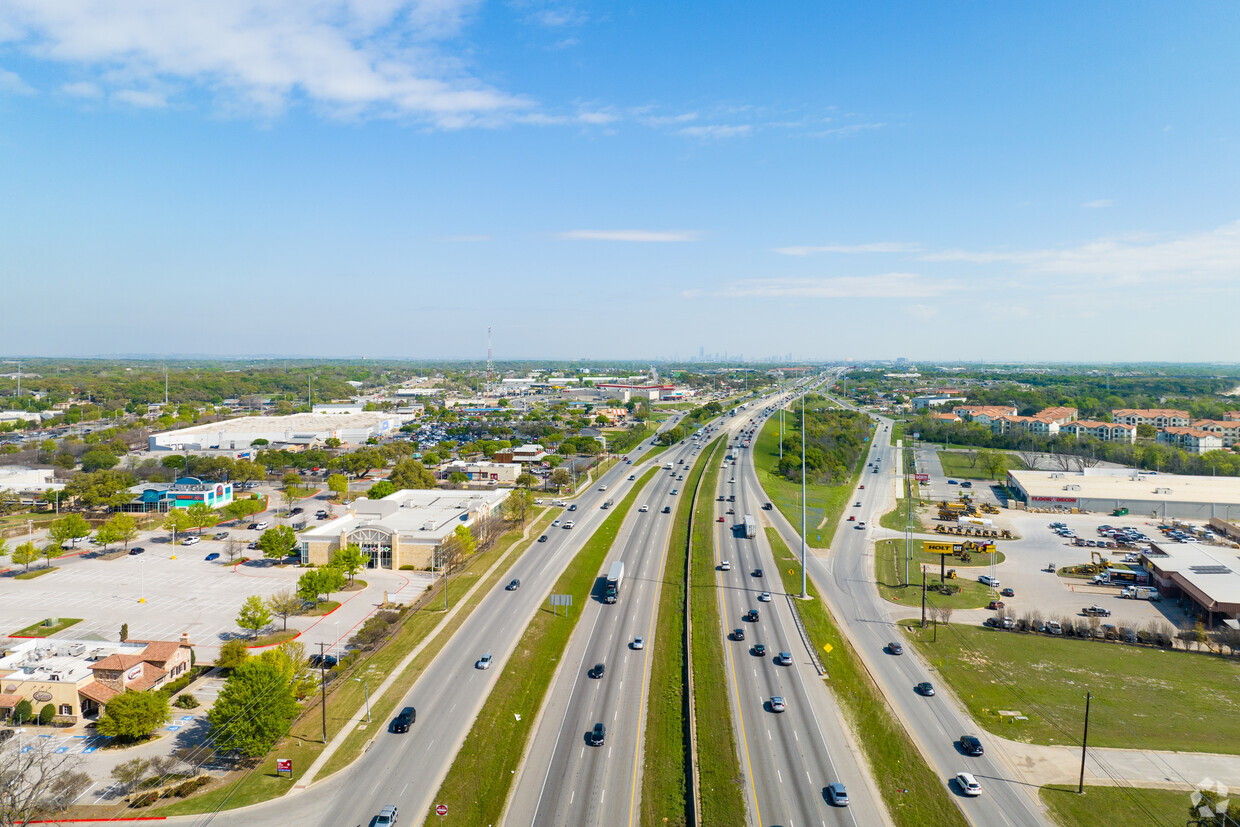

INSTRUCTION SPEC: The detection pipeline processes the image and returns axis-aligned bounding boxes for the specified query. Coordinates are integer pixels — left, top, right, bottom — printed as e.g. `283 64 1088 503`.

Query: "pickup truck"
1082 605 1112 617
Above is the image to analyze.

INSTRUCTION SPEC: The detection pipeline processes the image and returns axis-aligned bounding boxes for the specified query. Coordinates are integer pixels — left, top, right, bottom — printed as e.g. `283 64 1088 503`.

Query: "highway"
714 404 886 827
506 432 698 826
754 384 1054 827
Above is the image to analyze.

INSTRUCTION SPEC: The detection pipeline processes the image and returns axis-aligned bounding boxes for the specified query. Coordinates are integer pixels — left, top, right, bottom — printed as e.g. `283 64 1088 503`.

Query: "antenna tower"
486 327 494 393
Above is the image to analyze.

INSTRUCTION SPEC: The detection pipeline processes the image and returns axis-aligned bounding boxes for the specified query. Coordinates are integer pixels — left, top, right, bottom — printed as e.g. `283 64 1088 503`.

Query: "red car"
847 515 855 521
717 516 725 522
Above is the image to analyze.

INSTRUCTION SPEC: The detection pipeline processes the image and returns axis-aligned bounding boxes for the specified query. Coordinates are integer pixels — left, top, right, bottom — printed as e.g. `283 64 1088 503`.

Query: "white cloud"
1082 199 1113 208
0 68 34 94
678 124 751 139
690 273 959 299
114 88 166 108
804 122 886 138
773 242 919 256
60 80 100 98
921 219 1240 281
0 1 530 125
557 229 702 242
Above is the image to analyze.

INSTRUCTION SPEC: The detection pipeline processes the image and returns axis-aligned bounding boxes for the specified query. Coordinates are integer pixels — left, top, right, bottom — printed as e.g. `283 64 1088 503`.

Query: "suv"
392 706 416 733
960 735 984 756
376 805 399 825
590 722 606 746
746 609 759 622
588 663 605 679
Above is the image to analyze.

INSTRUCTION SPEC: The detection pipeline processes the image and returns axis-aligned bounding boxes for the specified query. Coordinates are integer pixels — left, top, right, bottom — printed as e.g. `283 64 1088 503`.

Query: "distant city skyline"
0 2 1237 361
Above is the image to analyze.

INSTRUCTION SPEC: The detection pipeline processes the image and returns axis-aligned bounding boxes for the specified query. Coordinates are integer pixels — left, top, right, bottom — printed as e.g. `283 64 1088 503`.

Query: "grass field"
879 501 927 533
874 539 999 609
432 469 658 825
641 436 721 827
752 409 870 550
1040 784 1189 827
149 509 553 817
689 441 746 825
11 617 82 637
904 622 1240 754
935 449 1026 481
765 528 966 827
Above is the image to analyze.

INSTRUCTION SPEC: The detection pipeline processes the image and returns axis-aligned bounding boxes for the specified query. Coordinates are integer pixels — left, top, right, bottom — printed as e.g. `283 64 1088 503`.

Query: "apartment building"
1062 420 1138 443
1157 427 1224 455
1192 420 1240 448
1113 409 1191 428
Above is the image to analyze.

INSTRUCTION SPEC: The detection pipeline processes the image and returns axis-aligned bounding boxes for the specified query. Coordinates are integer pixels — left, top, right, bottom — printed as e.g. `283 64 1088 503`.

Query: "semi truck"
604 561 625 604
744 515 757 539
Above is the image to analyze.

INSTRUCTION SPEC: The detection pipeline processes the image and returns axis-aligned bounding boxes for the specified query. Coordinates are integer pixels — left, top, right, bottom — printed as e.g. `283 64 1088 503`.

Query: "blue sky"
1 1 1238 362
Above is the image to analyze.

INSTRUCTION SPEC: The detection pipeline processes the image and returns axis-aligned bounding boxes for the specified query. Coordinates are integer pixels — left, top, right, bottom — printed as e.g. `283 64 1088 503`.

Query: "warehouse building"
1139 542 1240 626
1007 468 1240 521
299 488 509 570
148 410 412 453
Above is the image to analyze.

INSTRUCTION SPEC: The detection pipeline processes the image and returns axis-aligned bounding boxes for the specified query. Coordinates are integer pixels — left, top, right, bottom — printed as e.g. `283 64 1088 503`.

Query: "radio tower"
486 327 494 395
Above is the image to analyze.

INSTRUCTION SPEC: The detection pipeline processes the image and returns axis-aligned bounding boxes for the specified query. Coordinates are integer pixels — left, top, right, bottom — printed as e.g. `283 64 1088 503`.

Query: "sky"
1 1 1238 363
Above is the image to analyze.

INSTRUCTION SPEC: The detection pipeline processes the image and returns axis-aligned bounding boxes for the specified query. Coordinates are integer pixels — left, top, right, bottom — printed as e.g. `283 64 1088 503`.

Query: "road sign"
276 758 292 776
823 643 833 654
436 804 448 816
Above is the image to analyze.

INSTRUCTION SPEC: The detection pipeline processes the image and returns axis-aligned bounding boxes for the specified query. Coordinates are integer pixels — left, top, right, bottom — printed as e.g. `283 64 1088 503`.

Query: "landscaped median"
874 538 1002 610
688 439 746 825
765 527 966 827
432 467 659 825
641 435 723 827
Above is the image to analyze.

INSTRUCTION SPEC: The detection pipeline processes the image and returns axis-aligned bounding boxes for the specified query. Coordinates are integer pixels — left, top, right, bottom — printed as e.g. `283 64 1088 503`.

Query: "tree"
453 524 476 556
61 469 136 510
217 639 250 671
79 449 120 473
185 502 218 534
207 657 299 758
549 467 571 491
1190 786 1239 825
266 588 302 631
448 471 467 484
38 704 55 725
366 480 396 499
48 514 91 548
41 544 65 569
515 472 536 489
224 497 264 522
14 700 32 724
327 473 349 500
105 513 139 551
93 522 121 552
324 437 342 449
163 508 192 543
297 566 344 606
502 489 535 527
387 458 436 490
120 623 128 642
95 691 171 743
236 595 272 639
224 536 244 563
257 525 297 560
0 737 90 823
330 544 367 585
110 757 151 794
981 449 1010 480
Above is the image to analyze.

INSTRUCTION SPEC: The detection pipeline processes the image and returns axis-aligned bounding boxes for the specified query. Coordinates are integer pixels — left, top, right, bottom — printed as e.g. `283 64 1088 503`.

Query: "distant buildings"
0 465 64 503
148 410 412 454
1113 409 1192 428
1157 427 1224 455
122 477 235 513
441 460 521 485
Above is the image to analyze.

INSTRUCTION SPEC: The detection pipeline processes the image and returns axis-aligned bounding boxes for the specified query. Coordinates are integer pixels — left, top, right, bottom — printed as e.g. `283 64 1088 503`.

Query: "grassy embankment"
1039 784 1188 827
150 508 554 816
904 622 1240 754
640 436 723 826
688 440 746 825
765 528 966 827
432 468 658 825
934 449 1027 481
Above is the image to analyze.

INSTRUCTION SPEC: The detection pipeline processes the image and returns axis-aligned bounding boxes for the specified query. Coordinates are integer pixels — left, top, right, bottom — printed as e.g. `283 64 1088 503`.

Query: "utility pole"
800 389 807 599
921 565 927 627
318 642 329 743
1078 691 1091 793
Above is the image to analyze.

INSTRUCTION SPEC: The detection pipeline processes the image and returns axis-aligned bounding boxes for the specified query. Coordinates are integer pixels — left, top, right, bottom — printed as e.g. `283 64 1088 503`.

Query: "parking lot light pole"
354 677 371 722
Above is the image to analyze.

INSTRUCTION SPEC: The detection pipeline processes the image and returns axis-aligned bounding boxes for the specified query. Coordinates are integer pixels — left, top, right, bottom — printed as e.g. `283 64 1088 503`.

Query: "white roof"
1009 468 1240 506
303 488 510 545
1143 542 1240 608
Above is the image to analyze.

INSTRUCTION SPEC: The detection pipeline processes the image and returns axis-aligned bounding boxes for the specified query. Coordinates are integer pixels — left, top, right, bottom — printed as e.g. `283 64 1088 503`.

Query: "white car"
955 772 982 796
182 536 200 546
759 592 771 602
598 485 607 491
564 521 575 529
720 561 731 571
254 521 269 530
476 653 492 670
631 637 644 650
770 696 786 713
639 505 649 512
552 519 561 527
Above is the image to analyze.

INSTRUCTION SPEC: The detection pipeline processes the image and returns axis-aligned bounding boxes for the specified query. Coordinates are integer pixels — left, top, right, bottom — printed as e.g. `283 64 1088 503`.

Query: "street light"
353 677 371 723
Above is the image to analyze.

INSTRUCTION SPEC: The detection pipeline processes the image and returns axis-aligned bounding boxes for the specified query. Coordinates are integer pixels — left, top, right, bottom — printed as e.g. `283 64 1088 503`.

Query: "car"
1000 587 1015 597
590 722 606 746
948 479 958 485
204 552 220 561
182 536 200 546
639 505 649 512
826 782 849 806
769 696 786 713
917 681 936 696
746 609 759 622
859 485 865 489
955 772 982 796
563 521 575 529
247 541 259 550
213 532 230 541
588 663 605 679
670 489 678 495
254 521 269 530
960 735 984 756
752 643 766 657
775 651 792 665
759 591 771 602
628 474 636 481
248 522 260 530
567 504 577 512
375 804 400 825
598 485 607 492
978 575 999 587
731 628 746 641
889 641 904 655
854 501 861 507
537 535 549 543
631 637 644 650
308 654 338 668
987 600 1005 610
662 506 671 514
753 568 763 578
290 507 304 515
552 519 561 527
392 706 416 733
856 522 866 529
717 516 725 522
476 653 492 670
506 579 521 591
726 508 735 514
720 561 731 571
315 510 329 519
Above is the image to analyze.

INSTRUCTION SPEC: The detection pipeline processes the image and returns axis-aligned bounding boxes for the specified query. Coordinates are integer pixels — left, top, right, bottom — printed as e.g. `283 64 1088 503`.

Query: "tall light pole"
354 677 371 722
800 389 807 599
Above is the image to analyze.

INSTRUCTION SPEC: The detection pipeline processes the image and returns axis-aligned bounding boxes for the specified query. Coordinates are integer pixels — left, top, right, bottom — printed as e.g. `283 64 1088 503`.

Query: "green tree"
207 658 298 757
324 437 342 449
224 498 263 522
236 594 273 639
41 544 65 569
120 623 128 642
38 704 55 725
53 452 76 470
217 639 250 671
327 473 349 500
95 691 171 743
14 699 32 723
104 513 140 551
515 472 537 489
330 544 367 585
61 469 137 509
266 588 302 631
502 489 536 527
186 502 218 534
49 514 91 548
297 566 345 606
93 522 122 552
387 458 436 490
453 524 476 557
448 471 467 484
162 508 192 543
80 449 120 473
366 480 396 499
257 525 298 560
549 468 571 491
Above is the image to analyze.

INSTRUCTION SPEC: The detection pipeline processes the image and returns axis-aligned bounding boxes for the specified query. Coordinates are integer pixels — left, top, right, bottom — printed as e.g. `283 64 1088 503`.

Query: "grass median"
875 538 1002 610
432 468 658 825
905 622 1240 754
641 436 722 827
148 509 553 817
766 527 966 827
689 440 746 826
11 617 82 637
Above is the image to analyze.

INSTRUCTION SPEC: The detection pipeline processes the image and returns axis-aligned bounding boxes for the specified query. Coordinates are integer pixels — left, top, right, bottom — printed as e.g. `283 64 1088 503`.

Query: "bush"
14 700 32 723
158 666 206 698
166 776 209 798
217 639 249 670
400 564 417 570
173 693 199 709
130 792 160 808
38 704 55 725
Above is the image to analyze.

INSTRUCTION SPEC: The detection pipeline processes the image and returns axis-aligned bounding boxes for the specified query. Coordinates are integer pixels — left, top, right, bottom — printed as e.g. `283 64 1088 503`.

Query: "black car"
960 735 984 756
753 568 763 578
506 579 521 591
916 681 935 696
746 609 759 622
537 535 549 543
752 643 766 657
731 627 745 641
309 654 338 669
567 504 577 512
590 722 606 746
588 663 605 679
662 506 671 513
290 507 304 515
393 706 416 733
247 523 260 530
128 547 145 555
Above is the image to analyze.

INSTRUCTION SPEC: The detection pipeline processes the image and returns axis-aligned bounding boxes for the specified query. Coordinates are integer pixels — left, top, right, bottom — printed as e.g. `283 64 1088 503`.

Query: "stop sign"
435 804 448 816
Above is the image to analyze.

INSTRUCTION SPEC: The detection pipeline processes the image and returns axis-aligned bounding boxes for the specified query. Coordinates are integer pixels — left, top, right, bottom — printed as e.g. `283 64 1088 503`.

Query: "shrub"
14 700 32 723
400 564 417 570
130 792 159 808
173 693 199 709
38 703 55 725
166 776 209 798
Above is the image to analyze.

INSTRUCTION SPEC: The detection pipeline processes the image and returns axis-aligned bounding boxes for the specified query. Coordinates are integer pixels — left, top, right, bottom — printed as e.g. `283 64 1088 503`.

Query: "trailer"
743 515 757 539
604 561 625 604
